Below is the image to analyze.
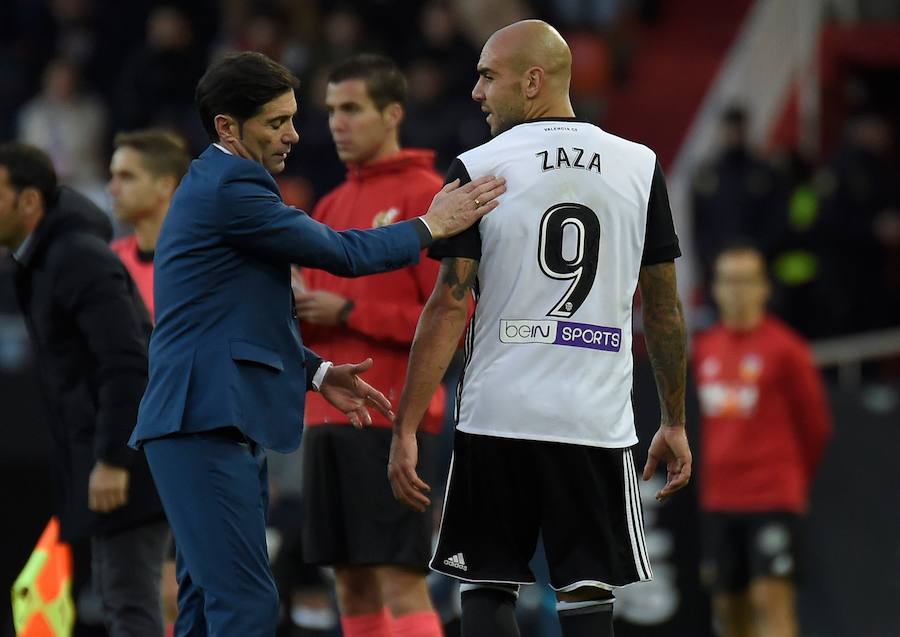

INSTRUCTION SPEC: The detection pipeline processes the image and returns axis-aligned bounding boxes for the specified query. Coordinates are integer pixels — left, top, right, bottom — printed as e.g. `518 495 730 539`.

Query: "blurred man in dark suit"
0 143 167 637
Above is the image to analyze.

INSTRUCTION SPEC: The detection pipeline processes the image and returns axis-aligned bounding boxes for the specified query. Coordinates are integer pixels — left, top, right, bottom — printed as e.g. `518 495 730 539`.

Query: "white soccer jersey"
429 118 680 448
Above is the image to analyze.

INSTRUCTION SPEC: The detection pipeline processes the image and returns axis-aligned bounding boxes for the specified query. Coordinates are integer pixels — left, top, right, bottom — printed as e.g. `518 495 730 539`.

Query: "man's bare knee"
712 592 753 637
334 565 383 616
376 565 433 616
749 577 797 637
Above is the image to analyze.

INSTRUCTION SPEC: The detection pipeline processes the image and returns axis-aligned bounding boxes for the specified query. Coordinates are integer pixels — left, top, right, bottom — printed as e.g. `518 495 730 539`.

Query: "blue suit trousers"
144 432 277 636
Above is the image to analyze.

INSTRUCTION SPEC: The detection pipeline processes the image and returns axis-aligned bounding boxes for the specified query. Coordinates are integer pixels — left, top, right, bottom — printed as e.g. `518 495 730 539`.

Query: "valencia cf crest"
739 354 763 382
372 207 400 227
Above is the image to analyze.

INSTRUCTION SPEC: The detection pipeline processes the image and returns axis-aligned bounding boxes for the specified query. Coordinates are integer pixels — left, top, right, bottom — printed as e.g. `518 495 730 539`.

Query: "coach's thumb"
642 455 657 481
351 358 374 374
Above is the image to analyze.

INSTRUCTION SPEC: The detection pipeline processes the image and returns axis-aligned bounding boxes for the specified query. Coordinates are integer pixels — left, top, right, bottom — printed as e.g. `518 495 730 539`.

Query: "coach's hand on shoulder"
388 433 431 512
88 461 130 513
422 175 506 240
319 358 393 428
643 424 692 502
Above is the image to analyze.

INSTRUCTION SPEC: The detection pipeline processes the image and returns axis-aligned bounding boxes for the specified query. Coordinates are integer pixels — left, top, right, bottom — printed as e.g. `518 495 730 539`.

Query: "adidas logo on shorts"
443 553 468 571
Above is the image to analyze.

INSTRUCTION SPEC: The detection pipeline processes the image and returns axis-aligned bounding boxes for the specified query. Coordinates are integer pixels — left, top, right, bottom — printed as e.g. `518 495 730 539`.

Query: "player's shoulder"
458 119 656 173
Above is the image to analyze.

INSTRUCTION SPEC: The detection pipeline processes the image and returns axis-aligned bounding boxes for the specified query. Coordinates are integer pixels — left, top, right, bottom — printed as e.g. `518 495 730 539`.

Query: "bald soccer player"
388 21 691 637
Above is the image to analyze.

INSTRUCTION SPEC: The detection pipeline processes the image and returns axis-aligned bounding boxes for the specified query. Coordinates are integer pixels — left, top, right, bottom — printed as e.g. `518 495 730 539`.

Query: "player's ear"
524 67 543 99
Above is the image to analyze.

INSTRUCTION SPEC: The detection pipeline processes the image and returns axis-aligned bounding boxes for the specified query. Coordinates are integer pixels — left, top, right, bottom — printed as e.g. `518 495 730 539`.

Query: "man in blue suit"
128 52 504 636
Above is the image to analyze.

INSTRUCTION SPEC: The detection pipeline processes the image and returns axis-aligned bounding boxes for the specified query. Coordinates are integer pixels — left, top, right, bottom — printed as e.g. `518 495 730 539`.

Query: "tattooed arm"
389 257 477 511
638 261 692 501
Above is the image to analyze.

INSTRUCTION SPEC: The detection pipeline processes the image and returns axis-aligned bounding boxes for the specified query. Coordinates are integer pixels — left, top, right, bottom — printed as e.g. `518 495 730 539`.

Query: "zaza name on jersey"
499 319 621 352
535 147 602 173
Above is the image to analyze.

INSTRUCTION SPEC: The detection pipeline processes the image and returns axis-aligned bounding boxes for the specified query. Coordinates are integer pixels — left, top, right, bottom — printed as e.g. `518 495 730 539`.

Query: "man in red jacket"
693 243 831 637
295 54 446 637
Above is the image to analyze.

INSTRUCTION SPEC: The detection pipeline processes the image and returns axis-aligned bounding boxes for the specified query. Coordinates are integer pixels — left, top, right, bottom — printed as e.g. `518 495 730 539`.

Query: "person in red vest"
107 129 190 322
693 242 832 637
295 54 446 637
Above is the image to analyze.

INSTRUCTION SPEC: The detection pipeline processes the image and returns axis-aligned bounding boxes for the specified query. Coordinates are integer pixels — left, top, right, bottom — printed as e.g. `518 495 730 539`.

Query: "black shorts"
431 430 652 591
700 511 801 593
300 425 435 571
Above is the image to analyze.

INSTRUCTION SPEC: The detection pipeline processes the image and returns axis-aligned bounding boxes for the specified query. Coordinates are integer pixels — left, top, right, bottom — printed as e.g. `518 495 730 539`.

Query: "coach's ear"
214 114 240 144
524 66 544 99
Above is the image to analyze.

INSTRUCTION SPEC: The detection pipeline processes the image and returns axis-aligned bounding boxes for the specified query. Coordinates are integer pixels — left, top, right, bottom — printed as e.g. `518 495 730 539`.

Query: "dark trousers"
144 432 278 637
91 520 170 637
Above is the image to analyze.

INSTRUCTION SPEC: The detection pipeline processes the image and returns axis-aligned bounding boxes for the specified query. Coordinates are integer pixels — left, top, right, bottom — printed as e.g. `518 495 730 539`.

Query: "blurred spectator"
114 5 207 151
403 57 489 170
0 143 167 637
405 1 480 95
17 57 108 201
230 5 308 75
48 0 98 70
306 6 371 73
767 150 836 338
693 243 831 637
691 106 785 289
818 111 900 333
108 129 191 322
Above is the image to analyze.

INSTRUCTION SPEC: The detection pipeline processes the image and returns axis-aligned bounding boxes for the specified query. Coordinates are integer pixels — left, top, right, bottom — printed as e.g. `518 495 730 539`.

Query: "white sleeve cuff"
418 216 433 238
312 361 333 392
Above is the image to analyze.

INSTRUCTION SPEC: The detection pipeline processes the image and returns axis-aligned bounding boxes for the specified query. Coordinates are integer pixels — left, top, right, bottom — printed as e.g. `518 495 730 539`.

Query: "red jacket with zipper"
693 315 831 512
302 149 446 433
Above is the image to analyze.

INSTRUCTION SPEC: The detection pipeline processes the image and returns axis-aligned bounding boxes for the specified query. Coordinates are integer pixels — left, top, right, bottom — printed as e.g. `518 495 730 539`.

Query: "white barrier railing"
812 327 900 387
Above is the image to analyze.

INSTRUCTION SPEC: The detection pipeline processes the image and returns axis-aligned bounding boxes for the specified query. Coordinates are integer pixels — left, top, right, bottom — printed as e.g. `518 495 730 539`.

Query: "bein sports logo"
499 319 621 352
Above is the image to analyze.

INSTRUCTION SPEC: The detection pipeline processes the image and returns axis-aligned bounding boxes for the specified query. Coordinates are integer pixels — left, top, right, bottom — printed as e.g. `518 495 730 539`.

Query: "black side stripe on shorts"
624 449 652 580
454 279 480 425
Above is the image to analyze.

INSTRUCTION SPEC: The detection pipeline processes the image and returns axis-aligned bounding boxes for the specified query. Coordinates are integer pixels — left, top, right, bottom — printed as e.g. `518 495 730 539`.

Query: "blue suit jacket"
130 146 424 452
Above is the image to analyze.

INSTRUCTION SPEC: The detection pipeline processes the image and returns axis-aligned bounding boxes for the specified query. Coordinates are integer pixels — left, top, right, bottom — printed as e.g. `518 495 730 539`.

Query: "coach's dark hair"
0 143 58 210
195 52 300 142
114 129 192 180
328 54 407 110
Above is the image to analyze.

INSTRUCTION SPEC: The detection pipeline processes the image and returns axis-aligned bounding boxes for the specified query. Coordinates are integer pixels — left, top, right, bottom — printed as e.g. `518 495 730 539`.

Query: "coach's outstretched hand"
320 358 394 428
643 424 692 502
388 433 431 512
422 175 506 240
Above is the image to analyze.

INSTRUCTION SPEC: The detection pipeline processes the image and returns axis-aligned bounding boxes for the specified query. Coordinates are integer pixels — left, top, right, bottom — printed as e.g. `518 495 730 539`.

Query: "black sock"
461 587 520 637
557 599 615 637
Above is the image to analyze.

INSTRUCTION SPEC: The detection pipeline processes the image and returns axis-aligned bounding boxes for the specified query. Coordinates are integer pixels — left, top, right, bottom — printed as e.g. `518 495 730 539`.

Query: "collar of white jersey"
511 116 593 129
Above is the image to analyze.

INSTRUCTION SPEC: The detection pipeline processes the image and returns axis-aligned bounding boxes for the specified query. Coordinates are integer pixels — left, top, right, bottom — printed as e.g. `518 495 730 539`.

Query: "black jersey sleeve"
427 158 483 261
642 159 682 265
